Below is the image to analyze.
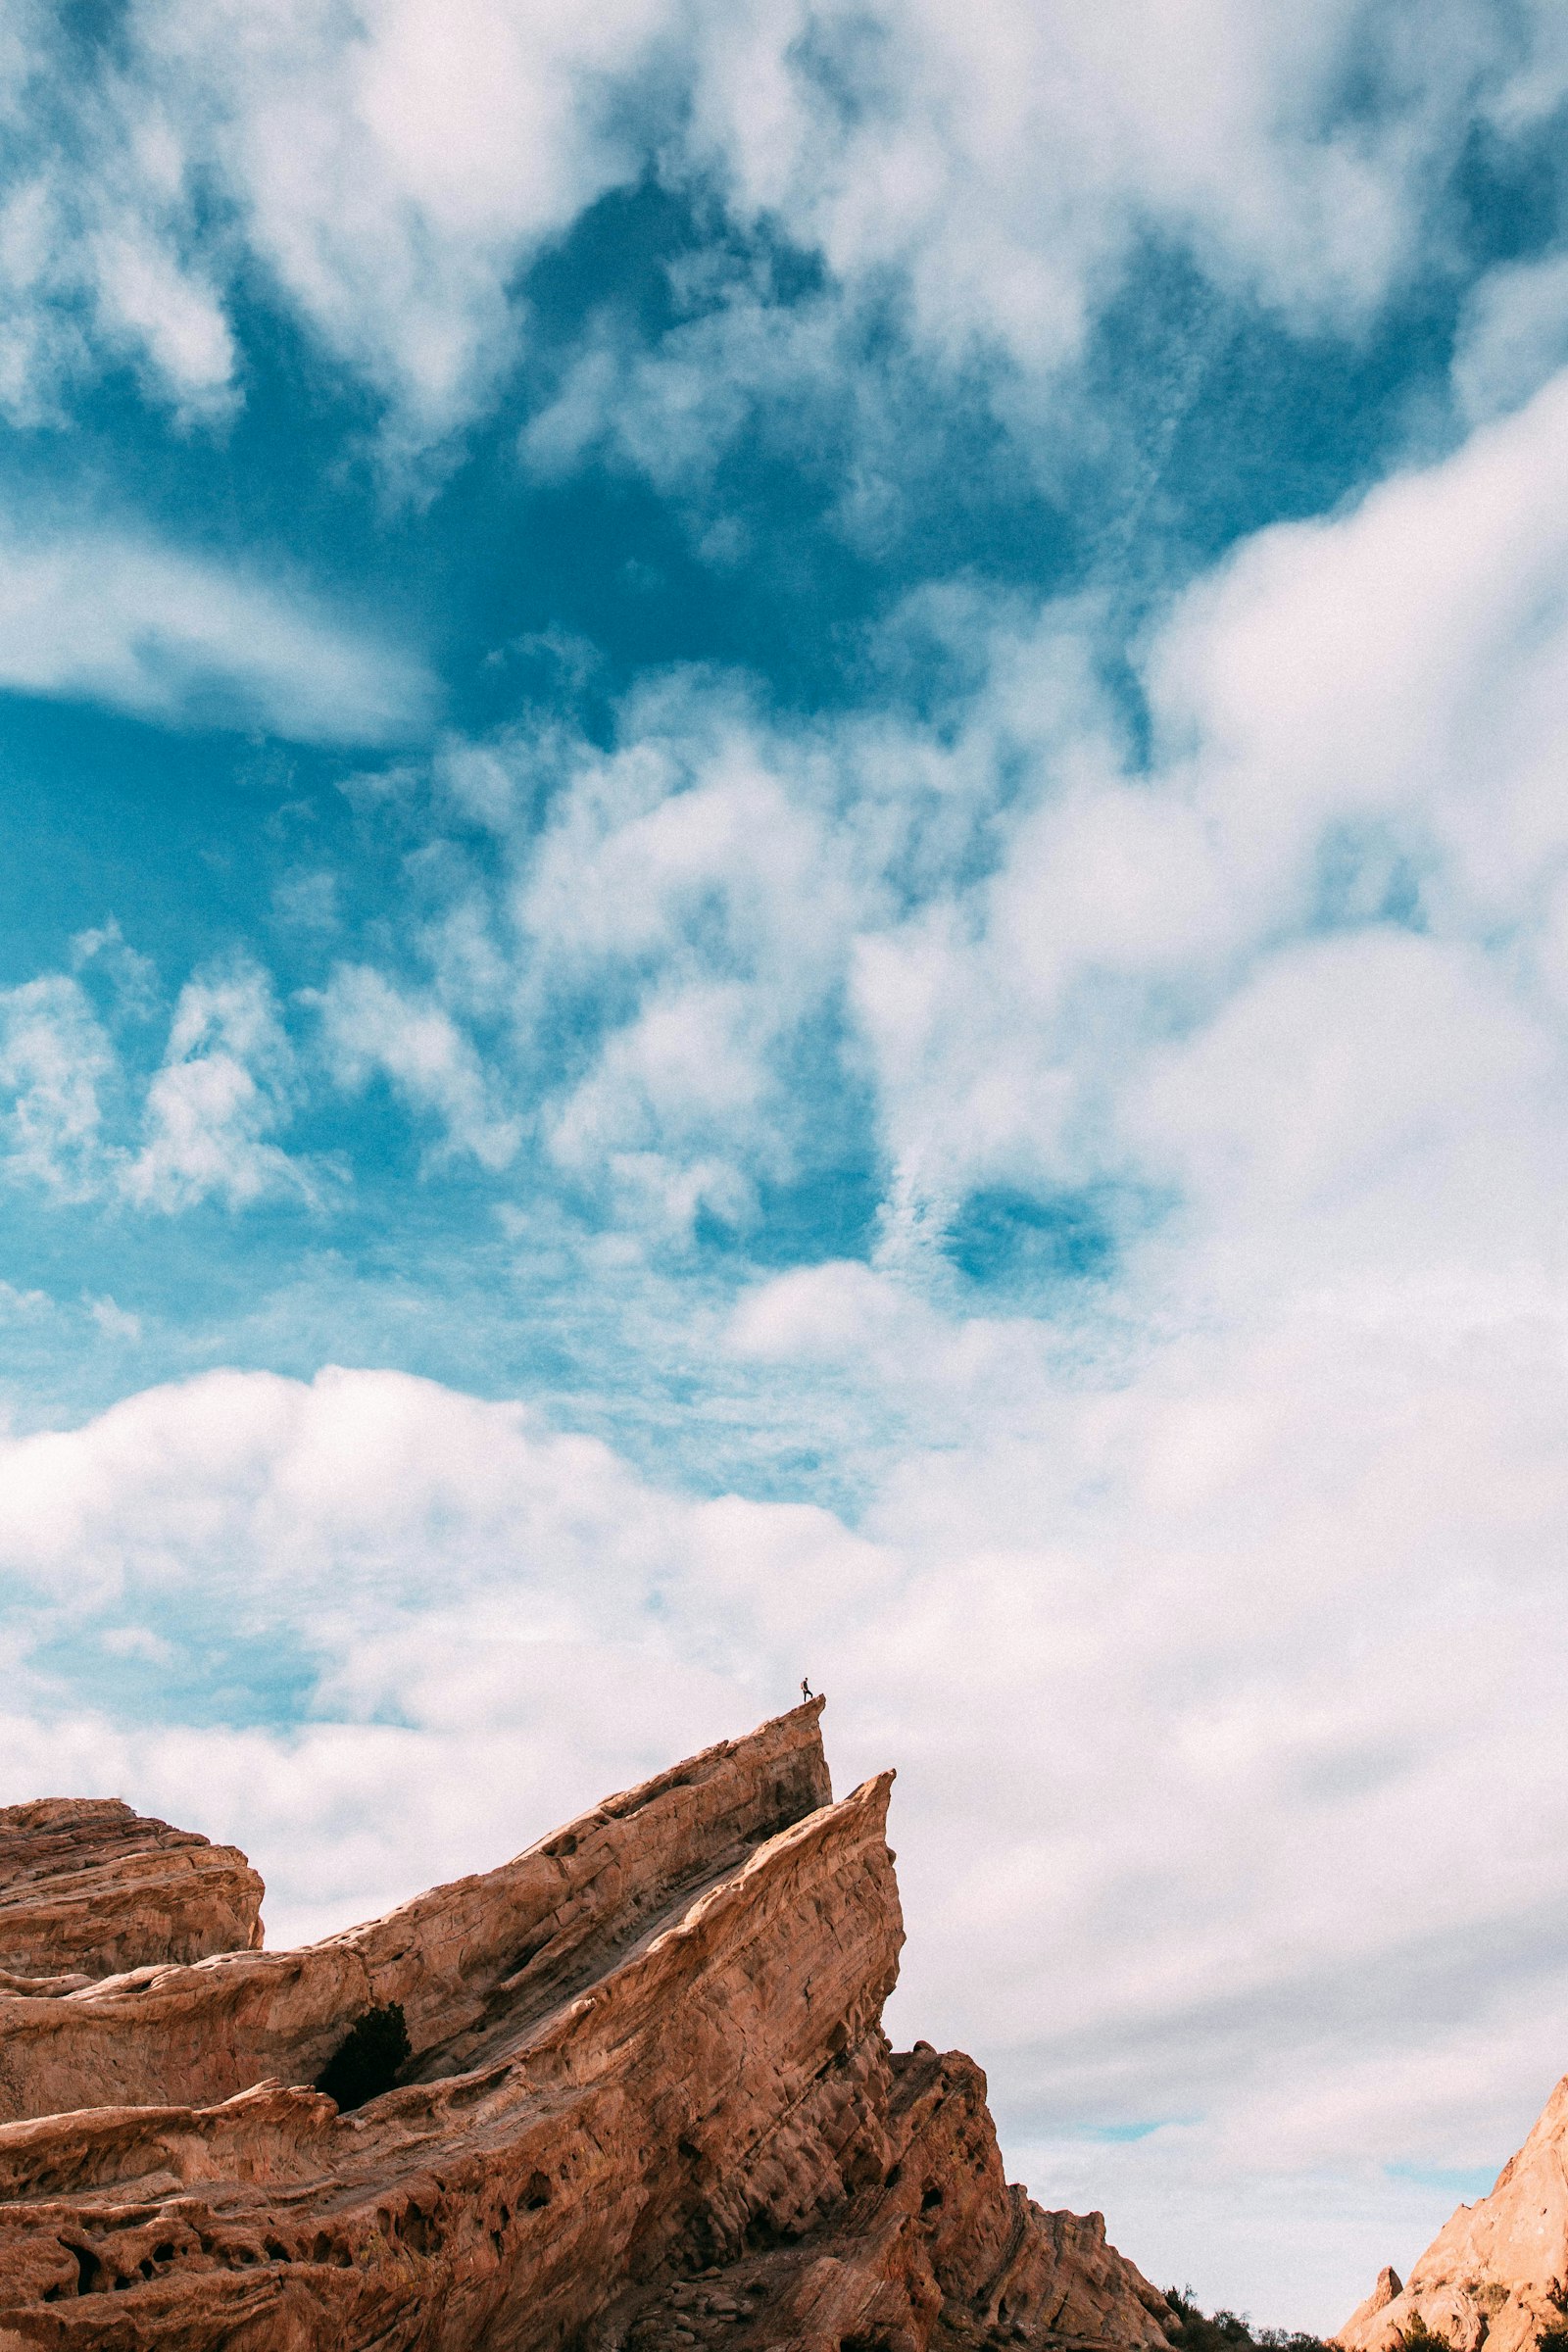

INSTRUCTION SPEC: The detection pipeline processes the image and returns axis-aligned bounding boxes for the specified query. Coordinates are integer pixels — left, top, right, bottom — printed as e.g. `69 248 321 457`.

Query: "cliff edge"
0 1703 1167 2352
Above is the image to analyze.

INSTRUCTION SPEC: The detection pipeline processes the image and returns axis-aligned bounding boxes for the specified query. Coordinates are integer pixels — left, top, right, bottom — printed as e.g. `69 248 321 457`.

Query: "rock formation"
0 1701 1167 2352
0 1798 264 1991
1335 2074 1568 2352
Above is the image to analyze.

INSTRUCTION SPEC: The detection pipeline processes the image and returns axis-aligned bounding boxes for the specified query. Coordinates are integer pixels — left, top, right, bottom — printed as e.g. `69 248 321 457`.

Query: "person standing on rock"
801 1677 812 1702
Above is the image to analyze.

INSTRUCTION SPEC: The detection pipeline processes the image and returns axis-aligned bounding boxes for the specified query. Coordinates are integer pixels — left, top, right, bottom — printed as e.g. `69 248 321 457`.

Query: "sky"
4 0 1568 2328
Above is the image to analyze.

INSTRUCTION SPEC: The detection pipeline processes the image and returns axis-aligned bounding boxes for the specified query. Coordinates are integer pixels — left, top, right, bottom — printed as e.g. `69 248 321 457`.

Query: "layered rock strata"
1336 2073 1568 2352
0 1799 264 1989
0 1702 1166 2352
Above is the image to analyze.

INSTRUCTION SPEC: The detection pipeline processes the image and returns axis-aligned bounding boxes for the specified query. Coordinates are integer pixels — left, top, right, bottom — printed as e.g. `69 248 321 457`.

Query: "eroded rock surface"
0 1799 264 1988
0 1704 1165 2352
1335 2075 1568 2352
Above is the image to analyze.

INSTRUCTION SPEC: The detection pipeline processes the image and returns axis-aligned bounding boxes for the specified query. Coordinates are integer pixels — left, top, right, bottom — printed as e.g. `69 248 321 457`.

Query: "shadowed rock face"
0 1799 264 1991
0 1704 1168 2352
1336 2076 1568 2352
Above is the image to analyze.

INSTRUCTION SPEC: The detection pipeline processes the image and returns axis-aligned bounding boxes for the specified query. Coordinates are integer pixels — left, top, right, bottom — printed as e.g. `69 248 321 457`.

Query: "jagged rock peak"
0 1701 1166 2352
1335 2074 1568 2352
0 1793 265 1990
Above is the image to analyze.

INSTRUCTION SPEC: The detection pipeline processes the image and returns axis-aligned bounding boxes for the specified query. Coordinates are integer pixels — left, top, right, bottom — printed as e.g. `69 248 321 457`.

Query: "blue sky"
6 0 1568 2328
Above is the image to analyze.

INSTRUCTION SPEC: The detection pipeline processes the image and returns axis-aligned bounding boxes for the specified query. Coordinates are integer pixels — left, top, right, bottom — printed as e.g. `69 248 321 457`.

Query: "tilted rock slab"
0 1703 1167 2352
1336 2074 1568 2352
0 1800 264 1990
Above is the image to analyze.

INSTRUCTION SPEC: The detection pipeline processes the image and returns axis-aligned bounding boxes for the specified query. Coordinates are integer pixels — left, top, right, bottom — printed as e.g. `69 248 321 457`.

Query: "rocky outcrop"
1338 2270 1402 2343
0 1799 264 1989
1335 2076 1568 2352
0 1703 1166 2352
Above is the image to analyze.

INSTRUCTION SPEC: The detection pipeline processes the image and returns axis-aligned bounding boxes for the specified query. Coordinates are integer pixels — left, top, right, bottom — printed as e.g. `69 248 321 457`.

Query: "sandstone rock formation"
1338 2270 1401 2341
0 1798 264 1990
1335 2075 1568 2352
0 1702 1167 2352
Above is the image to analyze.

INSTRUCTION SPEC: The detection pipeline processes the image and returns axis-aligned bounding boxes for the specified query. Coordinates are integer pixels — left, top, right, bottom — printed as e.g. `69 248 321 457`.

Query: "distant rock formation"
1336 2076 1568 2352
0 1703 1167 2351
0 1795 264 1991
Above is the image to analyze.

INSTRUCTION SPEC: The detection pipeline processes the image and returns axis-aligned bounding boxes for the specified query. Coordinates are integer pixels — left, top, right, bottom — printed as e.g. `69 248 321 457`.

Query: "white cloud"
1146 365 1568 916
0 954 325 1217
1453 252 1568 426
71 918 159 1021
0 976 116 1198
538 6 1568 501
8 1340 1568 2327
3 0 1563 449
87 1296 143 1343
0 512 431 743
314 960 521 1170
0 1280 51 1322
126 960 307 1210
271 868 340 933
240 366 1568 1291
0 7 234 425
687 0 1477 371
507 705 873 1228
87 220 235 413
1129 928 1563 1270
807 367 1568 1250
0 0 676 441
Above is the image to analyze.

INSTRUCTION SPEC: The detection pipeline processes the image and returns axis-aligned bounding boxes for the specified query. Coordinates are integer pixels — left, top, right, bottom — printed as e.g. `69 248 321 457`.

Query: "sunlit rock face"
0 1797 264 1991
1336 2078 1568 2352
0 1704 1168 2351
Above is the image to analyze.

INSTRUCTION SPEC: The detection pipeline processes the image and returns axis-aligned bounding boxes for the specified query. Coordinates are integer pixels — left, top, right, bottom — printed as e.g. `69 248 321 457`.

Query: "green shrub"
315 2002 412 2112
1165 2286 1254 2352
1396 2318 1451 2352
1163 2284 1335 2352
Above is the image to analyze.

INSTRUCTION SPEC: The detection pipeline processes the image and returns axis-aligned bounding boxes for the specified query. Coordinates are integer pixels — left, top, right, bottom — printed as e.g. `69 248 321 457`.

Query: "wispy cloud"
0 976 116 1199
0 957 321 1213
0 512 432 742
313 961 522 1171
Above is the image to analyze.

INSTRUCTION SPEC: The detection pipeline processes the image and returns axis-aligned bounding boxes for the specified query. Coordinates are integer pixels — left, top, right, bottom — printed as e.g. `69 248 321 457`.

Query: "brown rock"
1335 2077 1568 2352
0 1702 1165 2351
0 1798 264 1985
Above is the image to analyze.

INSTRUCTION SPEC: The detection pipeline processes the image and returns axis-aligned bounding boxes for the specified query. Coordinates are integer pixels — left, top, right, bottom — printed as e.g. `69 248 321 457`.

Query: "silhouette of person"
801 1677 812 1702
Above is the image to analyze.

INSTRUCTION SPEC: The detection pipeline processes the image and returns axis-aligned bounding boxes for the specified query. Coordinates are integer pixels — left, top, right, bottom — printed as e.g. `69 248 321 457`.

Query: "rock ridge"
1336 2072 1568 2352
0 1798 264 1990
0 1702 1166 2352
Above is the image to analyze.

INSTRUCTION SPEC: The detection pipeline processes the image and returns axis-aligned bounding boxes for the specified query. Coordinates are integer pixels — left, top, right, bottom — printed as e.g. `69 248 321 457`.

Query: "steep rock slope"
1336 2075 1568 2352
0 1703 1167 2352
0 1799 264 1989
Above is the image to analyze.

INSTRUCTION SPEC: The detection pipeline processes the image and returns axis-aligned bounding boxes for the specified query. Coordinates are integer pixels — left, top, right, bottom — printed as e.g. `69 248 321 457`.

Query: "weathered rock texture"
1336 2074 1568 2352
0 1703 1167 2352
0 1799 264 1990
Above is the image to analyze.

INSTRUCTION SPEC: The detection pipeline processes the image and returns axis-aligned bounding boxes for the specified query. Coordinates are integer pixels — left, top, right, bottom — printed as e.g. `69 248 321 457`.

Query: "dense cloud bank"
5 1318 1568 2328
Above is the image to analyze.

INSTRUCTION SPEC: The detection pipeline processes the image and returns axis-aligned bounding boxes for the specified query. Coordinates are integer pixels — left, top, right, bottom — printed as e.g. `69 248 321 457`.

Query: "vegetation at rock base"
1394 2322 1451 2352
1535 2281 1568 2352
1164 2284 1336 2352
315 2001 412 2111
